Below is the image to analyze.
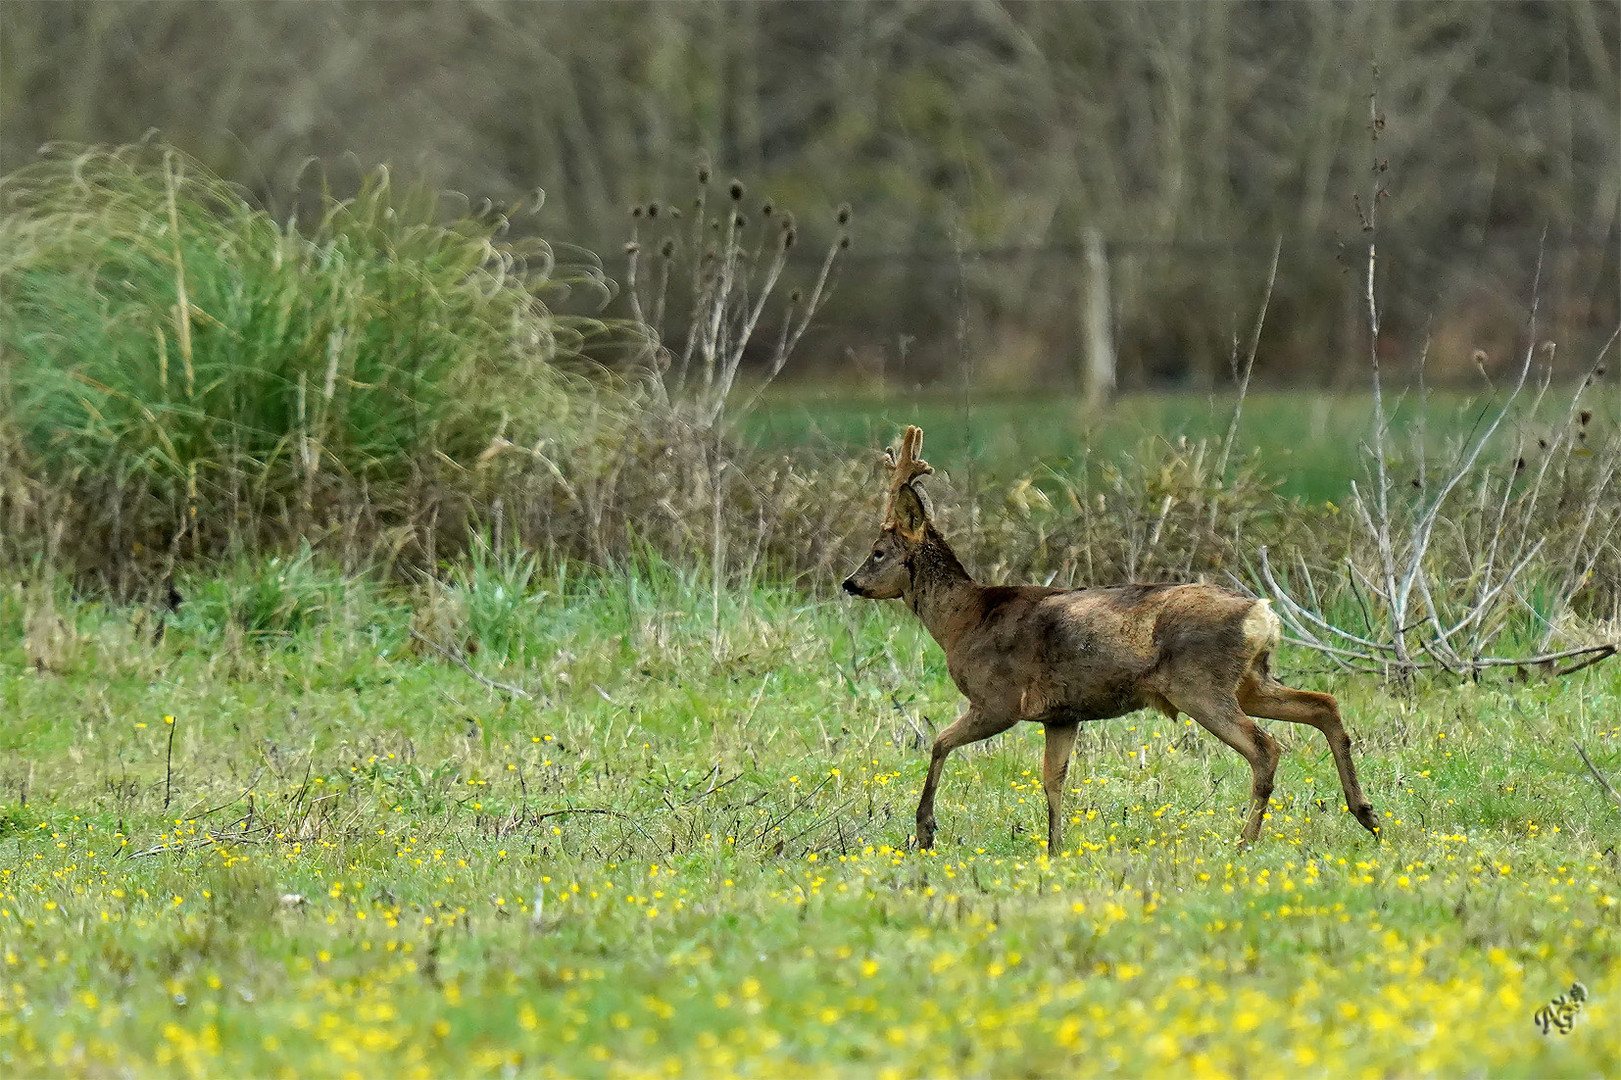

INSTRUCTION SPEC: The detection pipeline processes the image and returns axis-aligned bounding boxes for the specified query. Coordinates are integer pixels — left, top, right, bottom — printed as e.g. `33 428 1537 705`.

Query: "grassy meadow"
3 142 1620 1078
2 561 1620 1079
747 385 1605 505
750 389 1369 501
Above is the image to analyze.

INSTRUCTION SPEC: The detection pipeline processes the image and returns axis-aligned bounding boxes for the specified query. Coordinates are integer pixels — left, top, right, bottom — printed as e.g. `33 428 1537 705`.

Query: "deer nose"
841 578 860 595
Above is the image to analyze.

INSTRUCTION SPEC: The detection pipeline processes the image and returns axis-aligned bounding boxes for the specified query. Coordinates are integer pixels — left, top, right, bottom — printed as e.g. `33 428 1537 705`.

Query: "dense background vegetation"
3 0 1616 387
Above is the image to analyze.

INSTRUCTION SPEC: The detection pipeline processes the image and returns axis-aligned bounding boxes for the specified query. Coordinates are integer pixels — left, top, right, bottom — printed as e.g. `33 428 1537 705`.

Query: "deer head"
842 425 936 600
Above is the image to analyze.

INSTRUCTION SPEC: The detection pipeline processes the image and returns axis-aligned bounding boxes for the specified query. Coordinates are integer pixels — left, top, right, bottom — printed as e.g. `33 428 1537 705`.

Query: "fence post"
1082 227 1115 410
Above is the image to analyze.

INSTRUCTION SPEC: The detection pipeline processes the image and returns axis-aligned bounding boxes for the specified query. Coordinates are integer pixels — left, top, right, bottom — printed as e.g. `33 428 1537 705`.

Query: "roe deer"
842 426 1380 852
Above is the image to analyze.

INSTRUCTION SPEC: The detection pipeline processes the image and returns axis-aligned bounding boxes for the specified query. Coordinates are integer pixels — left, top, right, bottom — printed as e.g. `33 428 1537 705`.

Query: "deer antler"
882 425 934 528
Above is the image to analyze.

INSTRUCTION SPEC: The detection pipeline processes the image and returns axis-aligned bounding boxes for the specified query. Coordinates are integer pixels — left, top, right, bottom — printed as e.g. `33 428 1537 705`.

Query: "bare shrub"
1258 85 1621 682
622 164 851 430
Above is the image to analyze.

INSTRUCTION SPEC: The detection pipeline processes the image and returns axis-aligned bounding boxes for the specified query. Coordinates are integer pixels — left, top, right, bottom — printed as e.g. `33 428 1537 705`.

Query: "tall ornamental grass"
0 142 601 585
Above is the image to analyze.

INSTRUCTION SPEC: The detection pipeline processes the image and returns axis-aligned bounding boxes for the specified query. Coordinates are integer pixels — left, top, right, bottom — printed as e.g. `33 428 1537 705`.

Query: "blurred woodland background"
2 0 1618 390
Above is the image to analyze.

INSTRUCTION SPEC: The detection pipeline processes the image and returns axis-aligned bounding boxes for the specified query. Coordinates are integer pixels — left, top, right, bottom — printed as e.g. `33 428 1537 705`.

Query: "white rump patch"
1242 599 1281 656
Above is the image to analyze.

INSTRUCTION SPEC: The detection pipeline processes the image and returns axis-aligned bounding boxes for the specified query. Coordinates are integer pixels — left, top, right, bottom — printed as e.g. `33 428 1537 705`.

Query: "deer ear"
893 483 930 540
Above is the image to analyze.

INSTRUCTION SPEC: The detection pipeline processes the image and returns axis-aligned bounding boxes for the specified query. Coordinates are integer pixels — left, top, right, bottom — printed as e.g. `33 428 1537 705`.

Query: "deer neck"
903 529 981 649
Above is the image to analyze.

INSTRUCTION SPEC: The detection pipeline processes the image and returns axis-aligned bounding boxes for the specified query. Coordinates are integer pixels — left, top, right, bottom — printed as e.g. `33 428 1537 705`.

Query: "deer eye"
872 550 885 562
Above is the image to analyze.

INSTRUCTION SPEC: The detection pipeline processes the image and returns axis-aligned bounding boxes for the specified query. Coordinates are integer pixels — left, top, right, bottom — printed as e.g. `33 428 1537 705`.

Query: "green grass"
3 565 1618 1078
747 386 1609 504
0 143 600 568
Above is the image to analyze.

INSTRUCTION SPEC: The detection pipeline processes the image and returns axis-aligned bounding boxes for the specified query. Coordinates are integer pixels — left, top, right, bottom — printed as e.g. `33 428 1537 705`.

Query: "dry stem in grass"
623 162 851 431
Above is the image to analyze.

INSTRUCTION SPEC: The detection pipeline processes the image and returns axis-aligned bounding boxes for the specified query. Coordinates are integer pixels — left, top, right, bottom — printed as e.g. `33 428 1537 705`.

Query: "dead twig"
127 824 275 858
525 806 633 823
408 627 533 700
163 714 178 811
1574 741 1621 815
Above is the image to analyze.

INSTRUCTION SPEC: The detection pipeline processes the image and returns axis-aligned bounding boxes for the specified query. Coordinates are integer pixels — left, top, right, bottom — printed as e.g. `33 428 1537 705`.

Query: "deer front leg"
1041 721 1080 855
915 706 1018 850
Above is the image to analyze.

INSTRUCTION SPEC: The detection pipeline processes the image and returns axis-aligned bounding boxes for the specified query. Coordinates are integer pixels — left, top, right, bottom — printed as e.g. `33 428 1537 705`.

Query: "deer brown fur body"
843 426 1380 853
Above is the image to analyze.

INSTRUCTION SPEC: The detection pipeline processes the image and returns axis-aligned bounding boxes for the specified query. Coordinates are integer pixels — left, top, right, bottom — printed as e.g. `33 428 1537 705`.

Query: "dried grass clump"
464 408 876 587
964 436 1309 590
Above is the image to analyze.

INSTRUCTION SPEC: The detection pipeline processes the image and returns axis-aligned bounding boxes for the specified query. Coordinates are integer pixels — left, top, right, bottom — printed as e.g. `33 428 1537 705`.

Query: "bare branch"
1574 742 1621 816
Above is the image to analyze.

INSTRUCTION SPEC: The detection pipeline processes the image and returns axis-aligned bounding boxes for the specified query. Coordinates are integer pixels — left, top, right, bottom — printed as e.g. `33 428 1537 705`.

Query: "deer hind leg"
1238 674 1380 838
1166 690 1280 846
1041 722 1080 856
915 706 1019 850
